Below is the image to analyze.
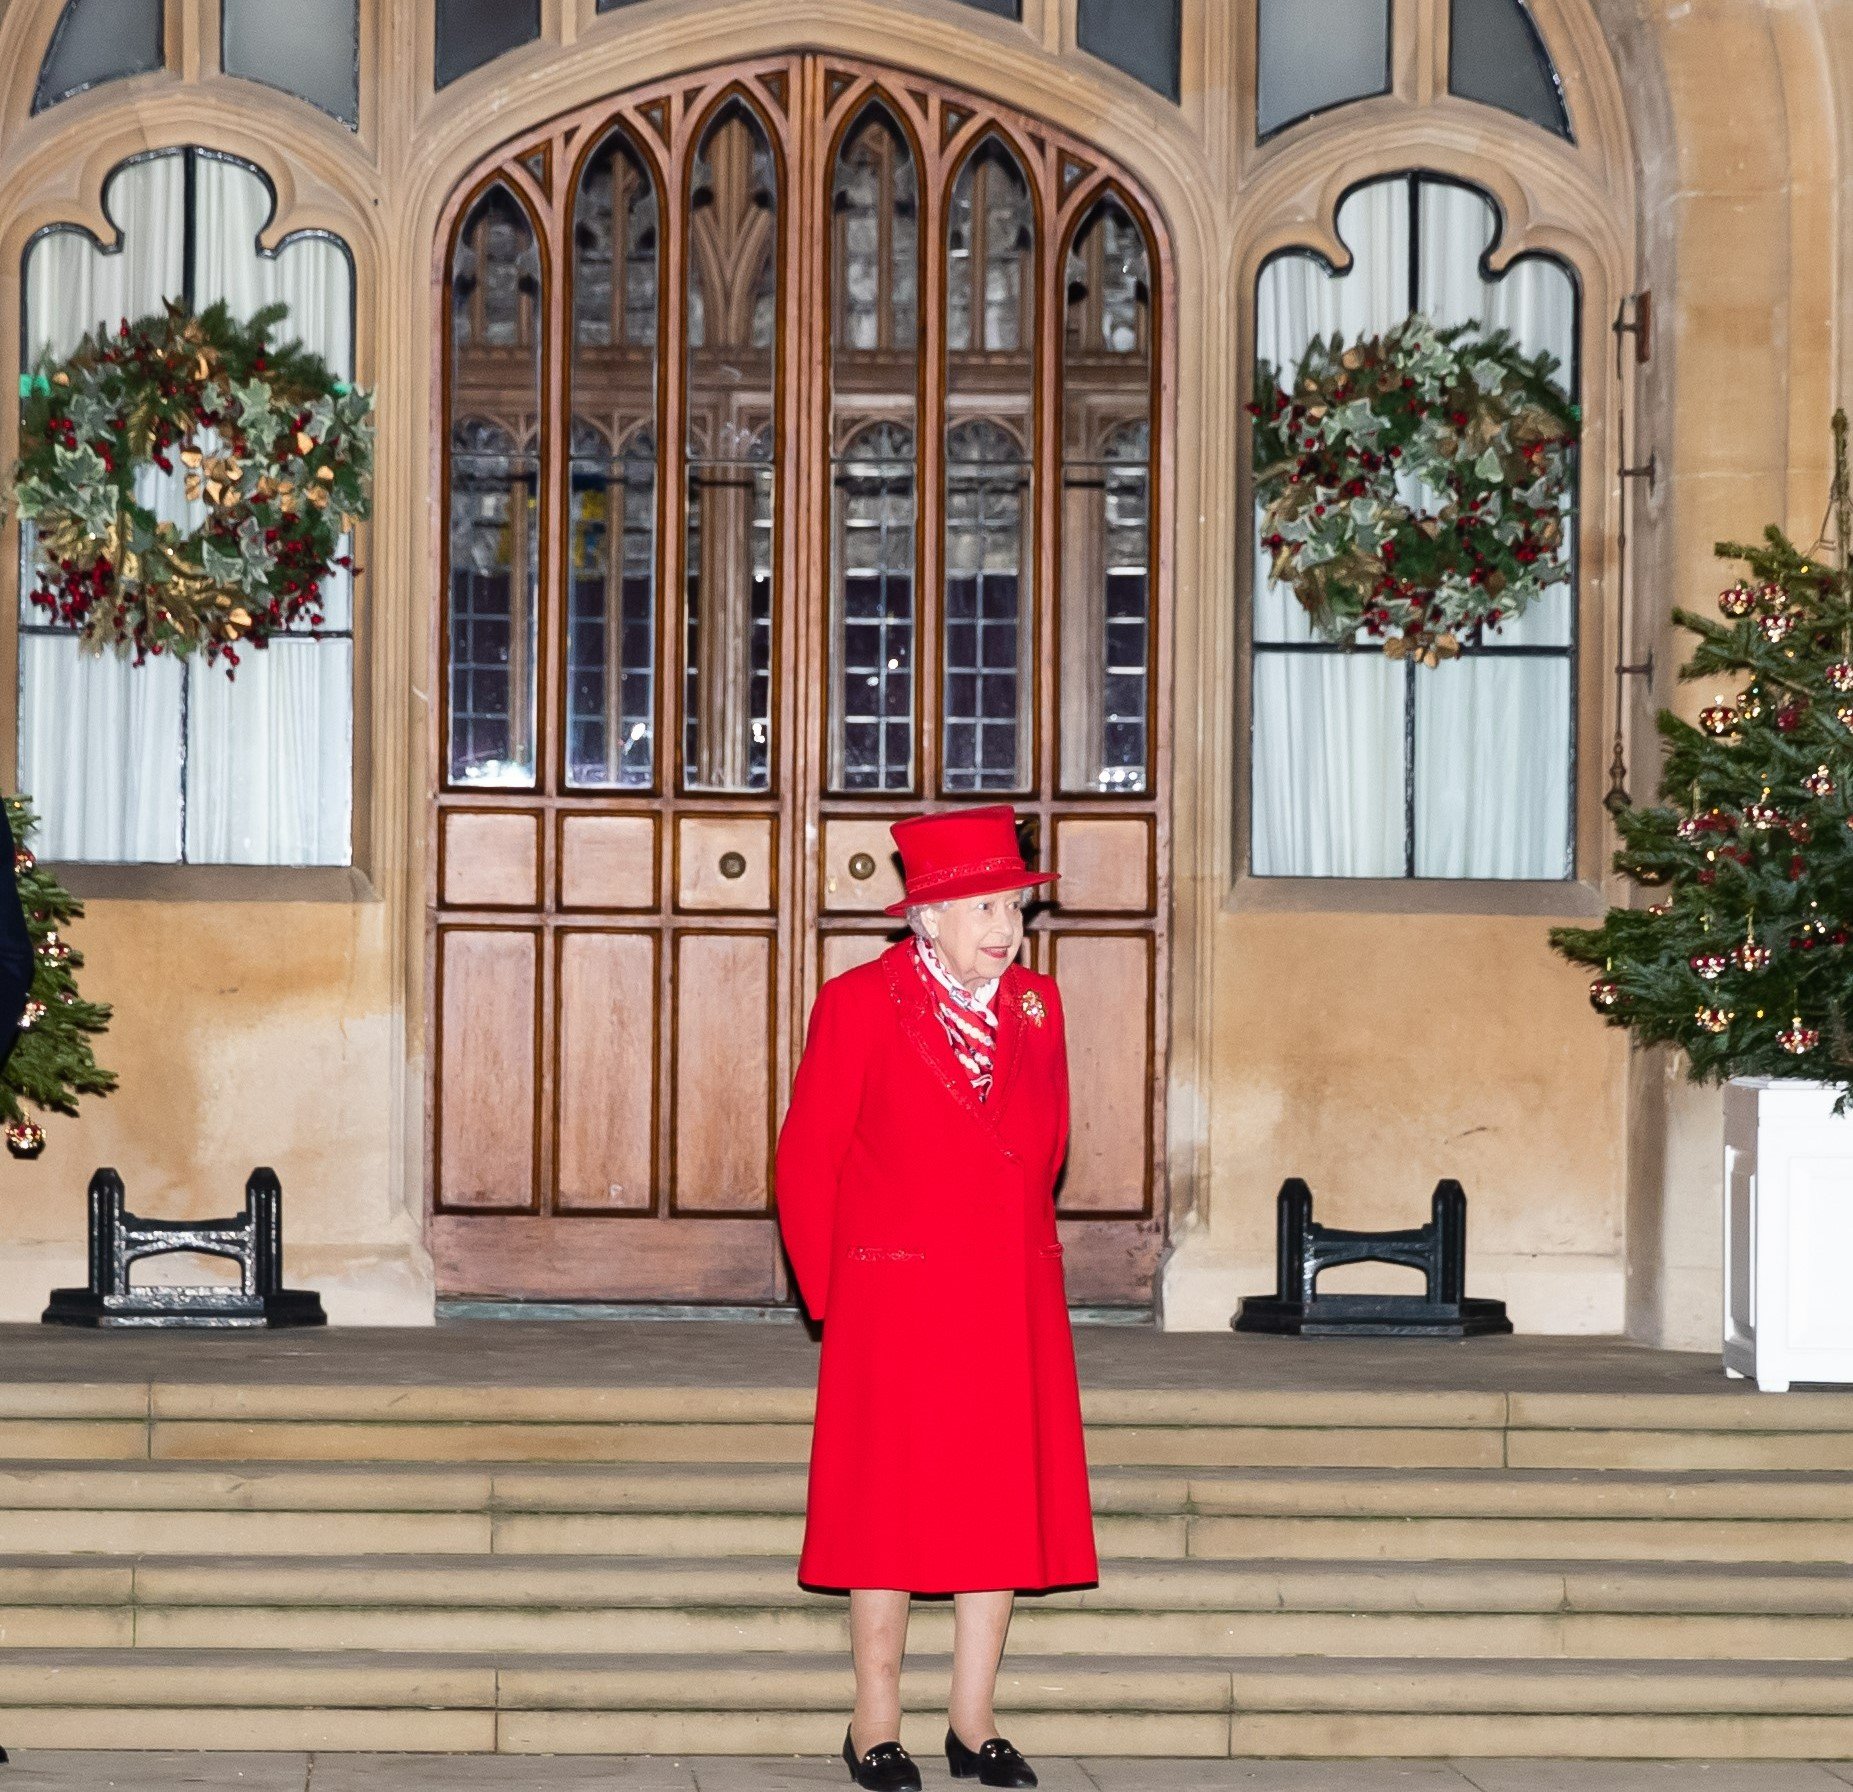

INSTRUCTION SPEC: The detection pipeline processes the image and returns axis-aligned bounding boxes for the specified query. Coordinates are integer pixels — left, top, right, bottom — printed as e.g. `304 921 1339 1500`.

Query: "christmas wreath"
1252 315 1579 664
10 298 372 671
4 795 114 1158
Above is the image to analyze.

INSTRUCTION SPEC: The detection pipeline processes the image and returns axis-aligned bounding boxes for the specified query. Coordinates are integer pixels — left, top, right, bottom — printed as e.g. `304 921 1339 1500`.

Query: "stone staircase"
3 1375 1853 1757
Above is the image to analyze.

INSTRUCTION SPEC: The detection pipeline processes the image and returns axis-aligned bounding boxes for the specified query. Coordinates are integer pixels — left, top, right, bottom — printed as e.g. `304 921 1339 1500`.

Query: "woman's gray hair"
903 903 941 941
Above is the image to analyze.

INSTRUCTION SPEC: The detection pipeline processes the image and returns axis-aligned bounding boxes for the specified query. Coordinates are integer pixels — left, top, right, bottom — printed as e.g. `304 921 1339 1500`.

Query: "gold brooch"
1020 990 1045 1027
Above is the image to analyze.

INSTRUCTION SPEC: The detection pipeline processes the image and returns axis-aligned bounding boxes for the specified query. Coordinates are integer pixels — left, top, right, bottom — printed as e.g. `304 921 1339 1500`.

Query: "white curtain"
18 151 354 865
1251 176 1577 880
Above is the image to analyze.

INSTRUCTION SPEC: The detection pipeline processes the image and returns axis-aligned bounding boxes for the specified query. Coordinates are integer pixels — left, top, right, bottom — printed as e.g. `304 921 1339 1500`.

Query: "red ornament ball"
1718 582 1756 618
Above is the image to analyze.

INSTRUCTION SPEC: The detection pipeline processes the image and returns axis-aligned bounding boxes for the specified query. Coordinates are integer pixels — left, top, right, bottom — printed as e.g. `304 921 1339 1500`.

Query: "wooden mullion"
1034 136 1064 805
917 88 947 800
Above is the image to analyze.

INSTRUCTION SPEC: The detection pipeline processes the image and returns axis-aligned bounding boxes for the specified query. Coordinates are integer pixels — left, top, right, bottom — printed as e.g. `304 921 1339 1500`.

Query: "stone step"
7 1553 1853 1659
15 1381 1853 1471
0 1649 1847 1757
7 1461 1848 1561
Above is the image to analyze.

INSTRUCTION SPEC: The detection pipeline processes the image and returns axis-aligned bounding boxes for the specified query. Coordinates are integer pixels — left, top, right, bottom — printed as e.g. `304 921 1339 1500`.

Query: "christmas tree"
1552 413 1853 1095
3 795 115 1157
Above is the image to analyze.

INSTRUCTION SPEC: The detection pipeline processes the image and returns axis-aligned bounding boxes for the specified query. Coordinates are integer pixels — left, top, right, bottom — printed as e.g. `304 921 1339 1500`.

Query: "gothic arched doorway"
428 57 1171 1306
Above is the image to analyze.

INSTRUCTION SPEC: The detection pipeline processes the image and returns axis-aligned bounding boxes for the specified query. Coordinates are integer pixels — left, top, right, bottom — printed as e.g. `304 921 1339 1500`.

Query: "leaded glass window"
1255 0 1391 139
33 0 163 113
828 104 920 793
222 0 360 128
434 0 541 91
569 128 660 789
1250 175 1577 879
1449 0 1572 139
683 100 779 793
1076 0 1181 104
19 150 355 864
1061 195 1153 794
943 140 1035 794
447 184 542 786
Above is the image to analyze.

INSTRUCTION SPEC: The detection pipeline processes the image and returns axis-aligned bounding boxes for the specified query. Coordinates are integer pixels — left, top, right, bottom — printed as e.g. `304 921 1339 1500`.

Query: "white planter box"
1723 1077 1853 1391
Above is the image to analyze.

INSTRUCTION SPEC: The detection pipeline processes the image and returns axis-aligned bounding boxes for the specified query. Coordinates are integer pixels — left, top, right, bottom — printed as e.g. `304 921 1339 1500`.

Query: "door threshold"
438 1298 1155 1326
437 1300 807 1323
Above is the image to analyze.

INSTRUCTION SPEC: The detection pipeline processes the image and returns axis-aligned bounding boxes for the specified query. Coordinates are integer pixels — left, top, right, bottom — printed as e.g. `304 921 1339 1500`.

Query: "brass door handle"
847 852 876 881
718 850 747 880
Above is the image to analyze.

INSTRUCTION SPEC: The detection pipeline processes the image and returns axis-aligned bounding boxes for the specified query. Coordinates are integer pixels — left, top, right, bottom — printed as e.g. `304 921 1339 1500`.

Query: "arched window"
221 0 360 128
17 149 356 865
1258 0 1572 142
1249 173 1578 879
33 0 163 113
436 65 1167 813
446 182 541 789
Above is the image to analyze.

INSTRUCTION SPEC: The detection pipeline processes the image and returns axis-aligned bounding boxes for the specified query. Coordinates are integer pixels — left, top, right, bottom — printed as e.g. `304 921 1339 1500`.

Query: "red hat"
883 804 1057 917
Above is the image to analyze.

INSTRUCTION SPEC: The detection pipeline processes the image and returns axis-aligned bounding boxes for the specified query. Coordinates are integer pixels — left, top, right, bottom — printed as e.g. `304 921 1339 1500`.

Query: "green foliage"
4 796 115 1148
11 298 372 670
1550 506 1853 1095
1252 315 1578 662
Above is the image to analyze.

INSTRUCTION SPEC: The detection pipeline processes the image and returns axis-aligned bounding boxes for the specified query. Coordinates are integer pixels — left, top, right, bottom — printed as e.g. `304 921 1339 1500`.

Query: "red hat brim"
883 867 1058 918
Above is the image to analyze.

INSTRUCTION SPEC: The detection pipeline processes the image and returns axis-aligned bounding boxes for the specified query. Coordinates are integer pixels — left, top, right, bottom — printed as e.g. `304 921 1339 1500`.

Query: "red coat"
775 941 1099 1593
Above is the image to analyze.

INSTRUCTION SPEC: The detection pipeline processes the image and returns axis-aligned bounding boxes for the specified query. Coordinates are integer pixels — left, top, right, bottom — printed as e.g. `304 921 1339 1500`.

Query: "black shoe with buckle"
945 1726 1039 1787
843 1722 923 1790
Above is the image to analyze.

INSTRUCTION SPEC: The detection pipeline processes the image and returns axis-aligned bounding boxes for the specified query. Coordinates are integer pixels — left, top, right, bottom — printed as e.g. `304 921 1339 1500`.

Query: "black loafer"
843 1723 923 1789
946 1726 1039 1787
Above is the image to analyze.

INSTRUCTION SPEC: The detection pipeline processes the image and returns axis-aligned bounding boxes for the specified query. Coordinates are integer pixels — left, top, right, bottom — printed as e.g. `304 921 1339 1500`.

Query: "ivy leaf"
201 538 244 585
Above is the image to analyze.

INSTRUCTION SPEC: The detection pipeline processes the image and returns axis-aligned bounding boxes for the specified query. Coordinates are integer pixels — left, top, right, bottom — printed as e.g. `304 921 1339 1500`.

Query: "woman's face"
924 890 1027 991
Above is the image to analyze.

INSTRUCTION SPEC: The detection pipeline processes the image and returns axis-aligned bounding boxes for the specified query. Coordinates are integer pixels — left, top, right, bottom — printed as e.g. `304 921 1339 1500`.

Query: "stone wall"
0 0 1841 1336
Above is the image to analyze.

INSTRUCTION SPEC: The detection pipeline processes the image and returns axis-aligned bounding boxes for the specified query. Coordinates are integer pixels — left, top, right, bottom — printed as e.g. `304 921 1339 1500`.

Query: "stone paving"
6 1759 1853 1790
0 1317 1764 1399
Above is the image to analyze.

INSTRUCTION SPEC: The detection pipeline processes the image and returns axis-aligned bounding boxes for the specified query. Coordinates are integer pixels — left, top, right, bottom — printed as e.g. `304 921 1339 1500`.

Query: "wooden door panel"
436 928 541 1211
820 819 906 912
676 815 776 912
1049 931 1153 1216
1053 816 1153 913
441 811 542 909
820 929 894 985
554 930 657 1212
673 931 775 1212
559 814 658 911
430 1213 780 1301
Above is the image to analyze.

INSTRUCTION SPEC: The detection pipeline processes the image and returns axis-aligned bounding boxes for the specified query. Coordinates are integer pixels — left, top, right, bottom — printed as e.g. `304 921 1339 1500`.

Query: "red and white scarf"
913 938 1000 1101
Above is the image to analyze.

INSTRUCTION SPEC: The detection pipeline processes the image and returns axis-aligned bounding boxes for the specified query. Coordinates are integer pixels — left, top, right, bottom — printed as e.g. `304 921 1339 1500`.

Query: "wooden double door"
427 56 1171 1306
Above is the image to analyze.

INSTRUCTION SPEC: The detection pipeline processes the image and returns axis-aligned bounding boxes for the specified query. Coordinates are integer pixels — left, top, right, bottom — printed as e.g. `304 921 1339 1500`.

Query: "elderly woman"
776 804 1097 1792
